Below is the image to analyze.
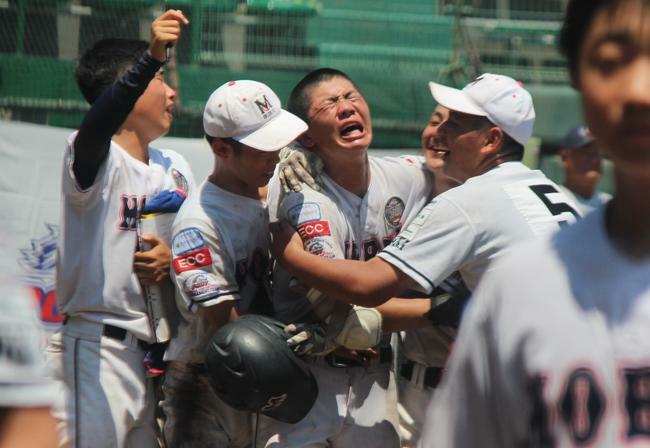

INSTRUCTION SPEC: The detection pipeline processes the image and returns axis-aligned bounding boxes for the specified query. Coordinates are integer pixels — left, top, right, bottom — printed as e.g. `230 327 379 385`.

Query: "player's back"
381 161 580 292
425 205 650 447
441 161 580 286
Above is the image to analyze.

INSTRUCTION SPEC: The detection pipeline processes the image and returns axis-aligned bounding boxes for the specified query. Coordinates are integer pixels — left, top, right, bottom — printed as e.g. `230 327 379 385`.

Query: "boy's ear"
210 139 232 158
298 132 316 150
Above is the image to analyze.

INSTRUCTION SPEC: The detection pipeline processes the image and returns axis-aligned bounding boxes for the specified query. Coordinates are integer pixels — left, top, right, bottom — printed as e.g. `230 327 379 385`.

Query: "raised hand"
149 9 189 63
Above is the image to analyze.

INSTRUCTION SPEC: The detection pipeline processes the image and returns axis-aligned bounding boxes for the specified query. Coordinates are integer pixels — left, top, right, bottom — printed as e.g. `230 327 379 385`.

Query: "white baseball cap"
428 73 535 145
203 80 308 152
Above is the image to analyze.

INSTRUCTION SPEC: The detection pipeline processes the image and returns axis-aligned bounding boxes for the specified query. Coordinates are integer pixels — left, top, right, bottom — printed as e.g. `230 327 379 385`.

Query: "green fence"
0 0 580 147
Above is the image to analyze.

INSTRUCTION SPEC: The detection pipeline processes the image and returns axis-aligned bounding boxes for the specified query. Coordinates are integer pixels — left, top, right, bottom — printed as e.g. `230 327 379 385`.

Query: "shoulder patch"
173 247 212 273
391 203 432 250
305 237 337 259
384 197 405 228
183 271 222 301
172 168 189 194
172 227 206 255
287 202 322 225
297 220 331 241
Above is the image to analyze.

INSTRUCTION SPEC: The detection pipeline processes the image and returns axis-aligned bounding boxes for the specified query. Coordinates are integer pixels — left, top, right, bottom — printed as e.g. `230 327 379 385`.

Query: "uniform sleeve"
61 131 113 207
167 150 196 197
277 188 345 260
72 52 162 190
420 272 514 447
170 222 239 312
378 196 476 294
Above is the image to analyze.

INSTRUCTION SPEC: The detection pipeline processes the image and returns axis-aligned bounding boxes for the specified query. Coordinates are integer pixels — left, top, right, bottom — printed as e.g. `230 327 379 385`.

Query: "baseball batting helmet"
204 314 318 424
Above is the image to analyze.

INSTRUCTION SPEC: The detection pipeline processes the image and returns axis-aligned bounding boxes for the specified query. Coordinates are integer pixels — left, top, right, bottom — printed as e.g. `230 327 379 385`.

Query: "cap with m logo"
203 80 307 152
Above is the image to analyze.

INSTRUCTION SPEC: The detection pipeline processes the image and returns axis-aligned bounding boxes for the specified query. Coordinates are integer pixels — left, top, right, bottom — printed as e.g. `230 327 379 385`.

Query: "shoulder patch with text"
172 227 206 255
297 220 331 241
172 168 189 194
287 202 322 225
183 271 222 301
305 237 337 259
173 247 212 273
384 197 405 228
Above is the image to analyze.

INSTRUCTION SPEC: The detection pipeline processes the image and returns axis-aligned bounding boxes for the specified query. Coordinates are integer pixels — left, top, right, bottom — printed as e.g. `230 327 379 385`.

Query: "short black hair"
558 0 650 82
205 135 243 153
75 38 149 104
288 68 357 123
475 115 525 160
501 134 525 161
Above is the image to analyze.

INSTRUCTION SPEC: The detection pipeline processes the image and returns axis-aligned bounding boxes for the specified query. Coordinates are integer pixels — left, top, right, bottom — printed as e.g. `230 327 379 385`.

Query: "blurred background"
0 0 611 190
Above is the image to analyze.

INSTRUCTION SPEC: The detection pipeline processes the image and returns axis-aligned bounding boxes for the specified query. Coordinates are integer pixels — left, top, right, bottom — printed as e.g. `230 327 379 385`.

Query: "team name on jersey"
118 195 146 231
345 234 398 261
529 366 650 445
235 248 269 288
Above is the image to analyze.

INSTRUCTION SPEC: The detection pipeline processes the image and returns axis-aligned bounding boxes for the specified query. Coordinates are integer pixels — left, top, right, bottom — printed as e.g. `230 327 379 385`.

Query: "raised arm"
73 10 188 189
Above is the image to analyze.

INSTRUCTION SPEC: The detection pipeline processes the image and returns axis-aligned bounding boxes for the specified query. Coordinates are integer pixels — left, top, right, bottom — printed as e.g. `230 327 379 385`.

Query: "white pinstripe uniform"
422 206 650 447
161 180 272 447
260 155 433 448
55 133 194 448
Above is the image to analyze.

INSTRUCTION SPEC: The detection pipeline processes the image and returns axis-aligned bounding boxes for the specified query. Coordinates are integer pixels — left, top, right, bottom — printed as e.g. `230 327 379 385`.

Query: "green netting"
0 0 579 147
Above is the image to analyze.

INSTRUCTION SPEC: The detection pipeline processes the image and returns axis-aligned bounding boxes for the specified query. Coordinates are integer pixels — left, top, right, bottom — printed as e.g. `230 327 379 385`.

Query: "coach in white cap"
272 72 580 317
161 79 307 447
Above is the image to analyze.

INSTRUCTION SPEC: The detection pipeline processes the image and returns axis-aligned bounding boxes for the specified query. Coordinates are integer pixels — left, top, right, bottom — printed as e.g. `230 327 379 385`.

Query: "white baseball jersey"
379 161 580 293
422 204 650 447
166 180 272 364
268 155 433 323
57 132 194 342
558 184 612 215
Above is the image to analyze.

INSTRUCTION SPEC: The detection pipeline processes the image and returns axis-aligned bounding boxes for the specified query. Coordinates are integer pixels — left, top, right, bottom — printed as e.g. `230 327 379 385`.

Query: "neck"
606 169 650 259
113 128 150 163
563 177 596 199
473 153 516 179
320 149 370 197
208 163 259 200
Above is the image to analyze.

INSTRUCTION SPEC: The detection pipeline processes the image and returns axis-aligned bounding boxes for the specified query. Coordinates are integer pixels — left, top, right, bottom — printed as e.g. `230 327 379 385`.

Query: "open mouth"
430 147 450 159
340 122 365 140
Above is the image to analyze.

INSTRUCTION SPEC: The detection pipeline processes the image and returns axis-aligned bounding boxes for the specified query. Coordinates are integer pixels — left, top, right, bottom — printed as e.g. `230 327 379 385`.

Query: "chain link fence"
0 0 577 147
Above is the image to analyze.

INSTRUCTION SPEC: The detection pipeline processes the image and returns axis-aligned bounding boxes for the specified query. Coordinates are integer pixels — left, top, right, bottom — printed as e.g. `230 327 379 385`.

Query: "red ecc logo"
173 247 213 273
297 220 331 240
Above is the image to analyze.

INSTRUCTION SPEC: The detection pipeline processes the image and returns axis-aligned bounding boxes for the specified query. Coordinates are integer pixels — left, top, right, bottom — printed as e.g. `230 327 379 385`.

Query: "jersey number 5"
529 185 580 226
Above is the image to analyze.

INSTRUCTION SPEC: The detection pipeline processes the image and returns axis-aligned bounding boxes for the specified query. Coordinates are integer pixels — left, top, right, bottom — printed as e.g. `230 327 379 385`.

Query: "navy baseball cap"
561 125 594 149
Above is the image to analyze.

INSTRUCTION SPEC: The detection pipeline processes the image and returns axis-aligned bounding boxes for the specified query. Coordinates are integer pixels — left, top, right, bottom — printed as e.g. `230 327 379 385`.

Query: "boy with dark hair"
162 79 307 447
260 67 438 447
272 73 578 306
54 10 193 447
420 0 650 445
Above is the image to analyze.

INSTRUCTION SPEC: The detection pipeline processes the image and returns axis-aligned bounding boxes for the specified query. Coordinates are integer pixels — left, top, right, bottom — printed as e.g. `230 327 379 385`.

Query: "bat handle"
165 43 172 64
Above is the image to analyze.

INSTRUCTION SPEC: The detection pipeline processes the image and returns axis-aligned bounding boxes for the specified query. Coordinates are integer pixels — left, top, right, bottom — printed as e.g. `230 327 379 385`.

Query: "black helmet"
204 314 318 424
